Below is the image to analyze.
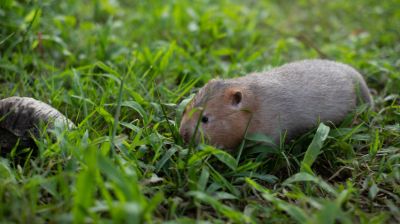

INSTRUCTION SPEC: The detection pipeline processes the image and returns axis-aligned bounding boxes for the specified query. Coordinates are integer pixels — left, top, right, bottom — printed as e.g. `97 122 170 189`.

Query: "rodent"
0 97 75 151
179 59 373 149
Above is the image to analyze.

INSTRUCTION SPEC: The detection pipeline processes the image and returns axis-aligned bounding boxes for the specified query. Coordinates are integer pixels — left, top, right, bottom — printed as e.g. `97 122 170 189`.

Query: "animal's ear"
232 91 242 106
225 88 243 107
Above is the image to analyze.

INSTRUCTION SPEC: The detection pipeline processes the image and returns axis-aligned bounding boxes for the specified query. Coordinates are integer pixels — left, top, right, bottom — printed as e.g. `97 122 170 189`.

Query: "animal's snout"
179 126 191 143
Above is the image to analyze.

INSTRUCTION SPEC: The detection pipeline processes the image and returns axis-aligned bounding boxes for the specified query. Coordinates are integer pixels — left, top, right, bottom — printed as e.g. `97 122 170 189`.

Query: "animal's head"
179 79 255 149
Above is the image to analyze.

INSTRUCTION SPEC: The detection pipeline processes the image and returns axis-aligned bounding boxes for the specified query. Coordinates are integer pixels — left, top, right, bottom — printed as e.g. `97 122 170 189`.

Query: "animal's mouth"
179 125 210 146
179 128 191 143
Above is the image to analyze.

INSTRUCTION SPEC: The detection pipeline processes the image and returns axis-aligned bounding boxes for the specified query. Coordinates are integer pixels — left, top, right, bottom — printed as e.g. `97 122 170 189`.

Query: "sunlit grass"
0 0 399 223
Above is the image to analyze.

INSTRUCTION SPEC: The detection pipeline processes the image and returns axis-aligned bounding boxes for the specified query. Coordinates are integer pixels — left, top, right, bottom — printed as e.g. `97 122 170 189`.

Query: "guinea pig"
179 59 373 149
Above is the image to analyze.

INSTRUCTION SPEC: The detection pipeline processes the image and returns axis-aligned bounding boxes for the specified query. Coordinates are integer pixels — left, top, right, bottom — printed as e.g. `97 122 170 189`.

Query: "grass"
0 0 399 223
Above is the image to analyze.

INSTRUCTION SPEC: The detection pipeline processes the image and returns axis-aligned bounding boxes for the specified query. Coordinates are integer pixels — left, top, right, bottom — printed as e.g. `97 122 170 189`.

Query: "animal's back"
235 59 372 142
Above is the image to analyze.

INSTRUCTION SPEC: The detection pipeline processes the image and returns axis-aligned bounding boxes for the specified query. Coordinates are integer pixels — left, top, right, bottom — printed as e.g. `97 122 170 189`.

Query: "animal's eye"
201 116 209 124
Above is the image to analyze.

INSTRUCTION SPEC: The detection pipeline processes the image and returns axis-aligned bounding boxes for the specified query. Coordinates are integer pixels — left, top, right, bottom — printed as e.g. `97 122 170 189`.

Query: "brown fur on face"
179 80 255 149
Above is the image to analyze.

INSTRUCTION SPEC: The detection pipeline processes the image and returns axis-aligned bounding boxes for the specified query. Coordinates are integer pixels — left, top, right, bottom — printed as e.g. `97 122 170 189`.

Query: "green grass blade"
301 123 330 173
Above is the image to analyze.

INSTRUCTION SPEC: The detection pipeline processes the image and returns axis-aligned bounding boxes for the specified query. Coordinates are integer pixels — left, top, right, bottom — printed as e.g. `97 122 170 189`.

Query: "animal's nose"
179 127 190 143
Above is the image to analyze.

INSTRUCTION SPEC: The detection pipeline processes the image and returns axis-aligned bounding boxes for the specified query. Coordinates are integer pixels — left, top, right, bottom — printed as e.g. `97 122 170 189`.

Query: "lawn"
0 0 399 223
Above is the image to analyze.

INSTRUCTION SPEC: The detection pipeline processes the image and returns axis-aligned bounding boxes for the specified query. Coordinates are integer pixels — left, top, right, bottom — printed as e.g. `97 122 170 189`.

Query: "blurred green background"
0 0 399 223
